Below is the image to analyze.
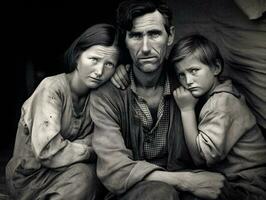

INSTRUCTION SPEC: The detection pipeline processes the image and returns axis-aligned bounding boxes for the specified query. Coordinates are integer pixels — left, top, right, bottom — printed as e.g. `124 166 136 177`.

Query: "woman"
6 23 120 200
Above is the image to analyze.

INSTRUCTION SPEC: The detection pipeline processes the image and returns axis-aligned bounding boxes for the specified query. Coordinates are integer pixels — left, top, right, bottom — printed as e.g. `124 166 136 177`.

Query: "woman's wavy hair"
116 0 173 64
64 23 120 72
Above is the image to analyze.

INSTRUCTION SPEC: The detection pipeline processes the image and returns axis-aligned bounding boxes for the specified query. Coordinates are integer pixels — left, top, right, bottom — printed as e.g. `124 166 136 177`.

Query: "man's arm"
145 170 225 200
111 64 131 89
90 85 162 194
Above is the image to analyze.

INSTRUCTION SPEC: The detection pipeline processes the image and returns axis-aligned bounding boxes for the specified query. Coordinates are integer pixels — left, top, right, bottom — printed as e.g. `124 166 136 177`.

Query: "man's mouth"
139 56 156 61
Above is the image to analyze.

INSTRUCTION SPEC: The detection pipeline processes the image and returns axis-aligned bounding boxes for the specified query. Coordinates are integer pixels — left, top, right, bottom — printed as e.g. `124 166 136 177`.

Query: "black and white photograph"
1 0 266 199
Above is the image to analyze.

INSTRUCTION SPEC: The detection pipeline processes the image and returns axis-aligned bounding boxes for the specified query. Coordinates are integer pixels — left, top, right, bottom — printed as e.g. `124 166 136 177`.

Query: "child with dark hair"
170 34 266 199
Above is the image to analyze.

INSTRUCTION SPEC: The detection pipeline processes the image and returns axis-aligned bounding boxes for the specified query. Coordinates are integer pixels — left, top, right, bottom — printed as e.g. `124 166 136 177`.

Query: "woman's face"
76 45 119 89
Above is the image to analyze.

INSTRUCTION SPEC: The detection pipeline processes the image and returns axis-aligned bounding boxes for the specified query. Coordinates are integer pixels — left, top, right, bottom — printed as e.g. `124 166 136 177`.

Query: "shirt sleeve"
196 93 253 166
90 88 162 194
29 80 92 168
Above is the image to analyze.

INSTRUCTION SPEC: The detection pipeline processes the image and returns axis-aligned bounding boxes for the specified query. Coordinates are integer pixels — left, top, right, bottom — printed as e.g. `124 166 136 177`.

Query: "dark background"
1 0 265 197
2 2 126 195
3 0 123 154
3 0 266 170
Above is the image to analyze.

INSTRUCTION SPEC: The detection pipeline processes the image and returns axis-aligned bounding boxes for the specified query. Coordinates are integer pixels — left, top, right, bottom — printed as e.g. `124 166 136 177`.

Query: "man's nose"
140 36 151 54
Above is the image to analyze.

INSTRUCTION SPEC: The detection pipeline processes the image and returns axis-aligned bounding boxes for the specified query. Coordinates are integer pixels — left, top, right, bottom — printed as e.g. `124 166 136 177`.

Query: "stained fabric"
210 0 266 129
197 80 266 198
234 0 266 20
5 73 98 199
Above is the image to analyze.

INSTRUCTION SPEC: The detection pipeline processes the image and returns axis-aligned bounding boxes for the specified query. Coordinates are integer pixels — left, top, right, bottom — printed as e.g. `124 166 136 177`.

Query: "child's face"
174 55 220 98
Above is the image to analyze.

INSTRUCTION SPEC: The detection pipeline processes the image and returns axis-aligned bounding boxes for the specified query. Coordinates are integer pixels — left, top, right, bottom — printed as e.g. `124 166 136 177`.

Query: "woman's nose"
95 64 104 77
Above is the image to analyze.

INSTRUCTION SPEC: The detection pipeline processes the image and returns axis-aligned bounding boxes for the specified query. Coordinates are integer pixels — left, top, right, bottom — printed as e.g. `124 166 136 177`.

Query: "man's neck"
133 65 164 89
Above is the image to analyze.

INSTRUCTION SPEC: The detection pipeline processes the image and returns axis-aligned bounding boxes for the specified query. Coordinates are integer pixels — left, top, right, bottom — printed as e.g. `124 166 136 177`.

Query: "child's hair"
168 34 224 76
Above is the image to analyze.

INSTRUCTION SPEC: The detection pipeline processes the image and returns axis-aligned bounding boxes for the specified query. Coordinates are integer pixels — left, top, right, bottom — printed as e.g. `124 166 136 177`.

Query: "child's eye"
191 69 198 74
105 62 115 69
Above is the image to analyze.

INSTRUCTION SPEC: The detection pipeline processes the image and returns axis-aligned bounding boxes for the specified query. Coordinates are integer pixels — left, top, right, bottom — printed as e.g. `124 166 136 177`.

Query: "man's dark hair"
116 0 172 63
117 0 172 33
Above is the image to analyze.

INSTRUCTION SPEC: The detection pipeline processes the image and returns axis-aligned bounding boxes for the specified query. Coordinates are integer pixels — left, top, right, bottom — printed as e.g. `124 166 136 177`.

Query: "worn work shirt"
130 73 170 167
90 70 194 195
6 73 95 179
196 79 266 195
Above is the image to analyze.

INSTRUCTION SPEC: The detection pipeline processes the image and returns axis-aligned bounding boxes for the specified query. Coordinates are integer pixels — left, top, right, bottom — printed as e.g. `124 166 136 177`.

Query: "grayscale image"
1 0 266 199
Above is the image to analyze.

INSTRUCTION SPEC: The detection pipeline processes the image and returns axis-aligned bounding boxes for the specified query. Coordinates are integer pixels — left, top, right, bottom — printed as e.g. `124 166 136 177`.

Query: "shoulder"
202 85 255 124
206 80 244 113
31 73 70 99
38 73 67 90
210 92 240 111
91 81 128 102
90 81 132 116
23 74 68 107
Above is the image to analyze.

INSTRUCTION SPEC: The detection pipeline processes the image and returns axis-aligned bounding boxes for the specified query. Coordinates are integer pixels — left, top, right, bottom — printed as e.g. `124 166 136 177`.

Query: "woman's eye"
89 58 98 63
178 73 185 79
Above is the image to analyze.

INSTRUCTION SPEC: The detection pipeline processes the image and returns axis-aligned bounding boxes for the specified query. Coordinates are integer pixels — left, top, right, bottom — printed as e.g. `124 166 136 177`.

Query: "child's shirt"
196 79 266 181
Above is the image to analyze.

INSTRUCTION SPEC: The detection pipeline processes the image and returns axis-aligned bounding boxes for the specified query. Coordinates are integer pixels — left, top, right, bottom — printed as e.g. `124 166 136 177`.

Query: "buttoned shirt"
130 72 171 167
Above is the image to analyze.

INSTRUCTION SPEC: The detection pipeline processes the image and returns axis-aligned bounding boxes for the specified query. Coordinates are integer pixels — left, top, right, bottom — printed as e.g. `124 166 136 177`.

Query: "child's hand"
173 86 198 111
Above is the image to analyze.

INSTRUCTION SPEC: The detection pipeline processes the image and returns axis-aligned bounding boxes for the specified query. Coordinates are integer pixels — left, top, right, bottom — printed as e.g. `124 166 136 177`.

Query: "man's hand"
173 86 198 111
111 64 130 89
185 171 226 199
145 170 226 200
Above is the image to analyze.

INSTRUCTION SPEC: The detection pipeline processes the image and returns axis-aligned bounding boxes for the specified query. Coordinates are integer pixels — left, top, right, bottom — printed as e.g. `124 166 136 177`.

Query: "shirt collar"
130 69 171 97
209 79 240 98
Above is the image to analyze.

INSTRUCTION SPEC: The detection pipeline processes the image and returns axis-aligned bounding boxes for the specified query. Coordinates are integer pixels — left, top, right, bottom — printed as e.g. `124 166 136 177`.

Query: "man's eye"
129 33 142 40
150 33 160 38
105 63 115 69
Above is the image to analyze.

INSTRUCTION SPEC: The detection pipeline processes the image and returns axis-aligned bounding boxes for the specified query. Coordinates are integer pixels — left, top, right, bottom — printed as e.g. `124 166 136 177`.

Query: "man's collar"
130 69 171 97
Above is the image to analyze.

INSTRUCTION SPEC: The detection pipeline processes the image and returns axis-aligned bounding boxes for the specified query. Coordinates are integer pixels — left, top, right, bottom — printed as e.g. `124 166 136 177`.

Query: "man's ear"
213 61 222 76
167 26 175 46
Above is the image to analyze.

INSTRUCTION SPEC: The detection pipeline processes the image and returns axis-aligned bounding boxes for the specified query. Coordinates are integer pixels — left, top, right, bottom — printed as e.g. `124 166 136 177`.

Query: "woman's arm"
30 80 93 168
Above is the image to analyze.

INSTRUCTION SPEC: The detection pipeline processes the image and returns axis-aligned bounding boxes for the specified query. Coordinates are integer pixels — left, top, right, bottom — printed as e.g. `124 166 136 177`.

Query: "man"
90 0 226 199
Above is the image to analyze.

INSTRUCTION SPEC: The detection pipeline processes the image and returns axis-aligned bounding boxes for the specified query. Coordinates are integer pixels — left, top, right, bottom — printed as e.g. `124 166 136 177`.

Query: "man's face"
125 10 174 73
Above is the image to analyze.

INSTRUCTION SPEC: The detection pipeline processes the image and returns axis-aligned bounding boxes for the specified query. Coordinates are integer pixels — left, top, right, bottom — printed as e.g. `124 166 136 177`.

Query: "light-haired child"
169 34 266 199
